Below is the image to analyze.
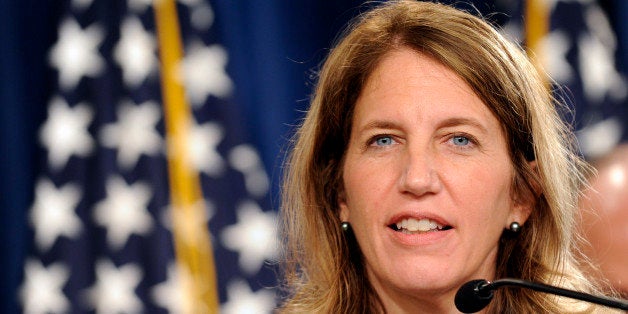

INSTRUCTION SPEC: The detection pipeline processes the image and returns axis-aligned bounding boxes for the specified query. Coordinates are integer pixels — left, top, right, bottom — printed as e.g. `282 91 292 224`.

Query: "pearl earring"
341 222 350 232
509 221 521 233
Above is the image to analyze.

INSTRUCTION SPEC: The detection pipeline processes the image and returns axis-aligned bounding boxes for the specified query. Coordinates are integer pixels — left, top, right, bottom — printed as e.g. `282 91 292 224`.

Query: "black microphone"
454 278 628 313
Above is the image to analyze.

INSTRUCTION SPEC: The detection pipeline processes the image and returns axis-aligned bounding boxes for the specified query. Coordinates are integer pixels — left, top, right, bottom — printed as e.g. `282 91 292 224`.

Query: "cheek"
341 158 387 219
448 162 514 220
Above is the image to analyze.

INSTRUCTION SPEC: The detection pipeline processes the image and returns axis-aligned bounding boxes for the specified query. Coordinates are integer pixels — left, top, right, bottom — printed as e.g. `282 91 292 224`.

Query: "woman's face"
339 48 531 309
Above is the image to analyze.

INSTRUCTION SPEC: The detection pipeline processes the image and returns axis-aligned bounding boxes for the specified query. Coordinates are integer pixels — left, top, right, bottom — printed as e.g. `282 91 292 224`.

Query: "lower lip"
387 227 453 246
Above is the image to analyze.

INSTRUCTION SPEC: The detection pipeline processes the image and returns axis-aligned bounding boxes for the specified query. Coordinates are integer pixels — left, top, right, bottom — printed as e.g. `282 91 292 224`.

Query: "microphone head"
454 279 494 313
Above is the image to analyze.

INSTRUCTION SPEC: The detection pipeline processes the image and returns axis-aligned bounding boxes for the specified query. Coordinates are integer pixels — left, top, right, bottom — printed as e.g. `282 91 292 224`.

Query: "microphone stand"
478 278 628 310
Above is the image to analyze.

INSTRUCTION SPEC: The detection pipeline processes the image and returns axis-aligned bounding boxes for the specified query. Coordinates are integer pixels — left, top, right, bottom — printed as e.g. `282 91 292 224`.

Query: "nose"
398 147 442 197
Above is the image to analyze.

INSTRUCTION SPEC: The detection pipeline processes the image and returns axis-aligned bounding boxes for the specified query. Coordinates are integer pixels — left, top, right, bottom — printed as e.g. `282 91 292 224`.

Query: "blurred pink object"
580 144 628 298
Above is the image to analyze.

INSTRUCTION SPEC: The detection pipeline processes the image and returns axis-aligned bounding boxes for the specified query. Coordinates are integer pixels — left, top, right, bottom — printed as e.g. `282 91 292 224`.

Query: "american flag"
499 0 627 158
549 0 628 157
19 0 278 313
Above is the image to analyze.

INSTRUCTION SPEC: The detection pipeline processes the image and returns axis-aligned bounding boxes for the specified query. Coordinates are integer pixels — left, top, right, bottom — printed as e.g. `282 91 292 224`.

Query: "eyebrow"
357 117 490 135
436 117 489 135
357 120 402 134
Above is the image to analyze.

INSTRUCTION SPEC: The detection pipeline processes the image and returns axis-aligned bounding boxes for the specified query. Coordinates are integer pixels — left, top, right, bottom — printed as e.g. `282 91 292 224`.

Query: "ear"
507 160 538 227
338 187 350 222
508 197 533 228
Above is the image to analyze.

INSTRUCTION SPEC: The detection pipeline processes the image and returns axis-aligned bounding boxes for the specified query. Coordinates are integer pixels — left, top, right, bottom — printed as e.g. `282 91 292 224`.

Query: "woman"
278 1 607 312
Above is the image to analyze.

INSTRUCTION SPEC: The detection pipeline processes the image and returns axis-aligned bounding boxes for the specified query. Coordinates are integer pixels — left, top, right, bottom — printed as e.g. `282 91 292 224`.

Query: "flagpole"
525 0 550 73
153 0 219 312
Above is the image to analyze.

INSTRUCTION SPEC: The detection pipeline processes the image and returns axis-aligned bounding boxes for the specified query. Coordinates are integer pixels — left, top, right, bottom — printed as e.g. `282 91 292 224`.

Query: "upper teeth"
396 218 443 232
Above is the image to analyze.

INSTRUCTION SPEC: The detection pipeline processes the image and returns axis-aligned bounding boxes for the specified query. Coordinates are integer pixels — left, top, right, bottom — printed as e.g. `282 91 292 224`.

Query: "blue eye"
451 135 470 146
374 136 394 146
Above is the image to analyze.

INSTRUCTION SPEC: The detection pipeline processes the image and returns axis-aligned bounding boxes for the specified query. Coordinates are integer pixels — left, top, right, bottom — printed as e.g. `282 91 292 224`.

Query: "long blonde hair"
279 1 601 312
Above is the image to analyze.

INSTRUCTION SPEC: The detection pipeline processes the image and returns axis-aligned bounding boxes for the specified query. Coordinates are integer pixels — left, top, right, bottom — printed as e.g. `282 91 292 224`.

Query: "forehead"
365 48 466 89
354 48 497 127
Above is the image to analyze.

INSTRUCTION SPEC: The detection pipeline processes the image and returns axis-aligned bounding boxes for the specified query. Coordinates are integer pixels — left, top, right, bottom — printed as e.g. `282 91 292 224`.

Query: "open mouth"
389 218 453 234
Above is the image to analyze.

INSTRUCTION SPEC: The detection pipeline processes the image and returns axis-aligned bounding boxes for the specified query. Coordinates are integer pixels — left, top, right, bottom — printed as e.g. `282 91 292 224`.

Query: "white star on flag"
221 279 276 314
151 263 195 313
127 0 153 12
221 201 278 275
30 179 83 252
190 3 215 30
179 41 233 106
85 259 143 313
100 100 163 170
228 144 270 198
114 15 158 87
93 176 154 250
541 30 574 84
578 6 627 103
176 0 214 30
186 120 226 177
19 260 70 314
48 17 105 90
577 117 623 158
39 97 95 170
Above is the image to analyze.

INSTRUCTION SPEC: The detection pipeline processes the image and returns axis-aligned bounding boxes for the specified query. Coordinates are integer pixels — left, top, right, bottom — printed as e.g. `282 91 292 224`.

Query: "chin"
402 271 459 293
371 257 465 297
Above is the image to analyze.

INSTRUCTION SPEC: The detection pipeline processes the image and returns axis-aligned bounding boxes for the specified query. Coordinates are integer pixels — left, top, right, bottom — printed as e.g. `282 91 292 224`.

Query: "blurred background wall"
1 0 626 313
